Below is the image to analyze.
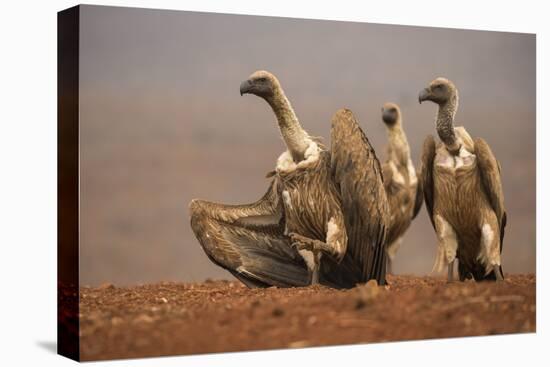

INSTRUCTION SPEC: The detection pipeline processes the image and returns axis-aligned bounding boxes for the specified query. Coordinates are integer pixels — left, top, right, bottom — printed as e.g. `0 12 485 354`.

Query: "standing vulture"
189 70 389 288
418 77 506 281
380 103 423 273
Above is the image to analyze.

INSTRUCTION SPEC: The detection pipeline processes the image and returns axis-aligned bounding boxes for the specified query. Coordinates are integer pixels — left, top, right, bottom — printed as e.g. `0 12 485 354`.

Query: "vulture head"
381 102 401 126
239 70 280 100
418 77 458 106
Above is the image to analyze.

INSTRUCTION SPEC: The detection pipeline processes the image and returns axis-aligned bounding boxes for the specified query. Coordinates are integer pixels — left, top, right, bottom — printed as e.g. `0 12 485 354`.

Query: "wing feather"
412 170 424 220
474 137 506 248
420 135 437 229
330 108 390 284
191 180 304 286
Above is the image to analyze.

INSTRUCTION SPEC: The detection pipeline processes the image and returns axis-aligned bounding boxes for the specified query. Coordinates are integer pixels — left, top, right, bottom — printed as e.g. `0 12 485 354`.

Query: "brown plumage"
189 71 389 288
331 109 390 284
380 103 423 273
419 77 506 281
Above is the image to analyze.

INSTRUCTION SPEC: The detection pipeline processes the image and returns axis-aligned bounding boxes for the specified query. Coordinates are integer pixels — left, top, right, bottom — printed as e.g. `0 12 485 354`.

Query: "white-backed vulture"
418 77 506 281
380 103 423 273
189 71 389 288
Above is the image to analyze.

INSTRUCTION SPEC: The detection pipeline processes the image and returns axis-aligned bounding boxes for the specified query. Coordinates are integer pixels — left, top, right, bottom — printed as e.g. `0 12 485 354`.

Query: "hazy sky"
78 5 535 285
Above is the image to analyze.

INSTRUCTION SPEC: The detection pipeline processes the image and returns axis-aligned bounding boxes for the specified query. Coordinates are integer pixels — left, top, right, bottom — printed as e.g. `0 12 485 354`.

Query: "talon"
289 232 315 251
291 241 307 251
288 232 338 262
289 232 309 244
494 265 504 281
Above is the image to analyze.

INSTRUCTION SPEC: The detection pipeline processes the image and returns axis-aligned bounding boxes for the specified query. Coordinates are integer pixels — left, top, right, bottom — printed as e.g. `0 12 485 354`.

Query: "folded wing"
474 138 507 251
420 135 437 229
412 168 424 220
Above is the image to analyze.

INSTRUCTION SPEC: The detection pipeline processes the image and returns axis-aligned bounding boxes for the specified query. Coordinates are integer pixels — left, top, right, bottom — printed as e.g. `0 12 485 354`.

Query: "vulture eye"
434 84 443 90
390 107 397 113
257 77 267 83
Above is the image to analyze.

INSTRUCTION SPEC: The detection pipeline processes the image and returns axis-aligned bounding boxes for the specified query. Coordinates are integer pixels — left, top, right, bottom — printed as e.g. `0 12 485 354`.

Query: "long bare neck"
266 88 310 162
436 96 460 153
386 119 410 167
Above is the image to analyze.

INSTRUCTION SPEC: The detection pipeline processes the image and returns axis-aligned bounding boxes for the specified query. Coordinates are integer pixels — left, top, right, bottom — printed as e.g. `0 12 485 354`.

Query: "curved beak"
239 79 253 96
418 88 430 104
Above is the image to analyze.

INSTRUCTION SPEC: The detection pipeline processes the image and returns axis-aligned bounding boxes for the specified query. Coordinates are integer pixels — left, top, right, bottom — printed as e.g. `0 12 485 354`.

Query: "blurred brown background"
78 5 535 286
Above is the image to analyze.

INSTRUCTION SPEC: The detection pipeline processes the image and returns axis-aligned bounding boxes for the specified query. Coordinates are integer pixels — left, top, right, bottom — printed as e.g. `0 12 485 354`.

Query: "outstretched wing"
474 137 506 249
330 108 390 284
411 169 424 220
190 180 309 287
420 135 437 229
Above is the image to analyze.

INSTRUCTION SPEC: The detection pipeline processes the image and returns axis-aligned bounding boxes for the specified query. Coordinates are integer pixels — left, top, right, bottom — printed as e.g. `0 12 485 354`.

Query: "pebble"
355 279 380 309
288 340 310 348
111 316 124 326
133 314 154 324
272 307 285 317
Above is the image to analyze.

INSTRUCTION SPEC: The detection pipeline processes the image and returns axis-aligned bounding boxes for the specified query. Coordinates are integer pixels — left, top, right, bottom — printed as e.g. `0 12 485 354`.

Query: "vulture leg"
289 233 340 259
386 237 403 275
289 234 322 285
458 261 472 281
479 214 503 281
433 215 458 281
447 259 455 282
189 183 310 288
386 258 393 276
288 213 347 286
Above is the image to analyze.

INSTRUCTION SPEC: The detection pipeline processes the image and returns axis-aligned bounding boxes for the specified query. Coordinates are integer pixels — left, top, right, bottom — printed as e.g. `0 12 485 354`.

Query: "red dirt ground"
79 274 535 361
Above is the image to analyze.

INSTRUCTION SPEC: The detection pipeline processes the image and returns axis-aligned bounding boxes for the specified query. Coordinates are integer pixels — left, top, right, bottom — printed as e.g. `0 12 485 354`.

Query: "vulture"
189 70 389 288
380 103 423 273
418 77 506 281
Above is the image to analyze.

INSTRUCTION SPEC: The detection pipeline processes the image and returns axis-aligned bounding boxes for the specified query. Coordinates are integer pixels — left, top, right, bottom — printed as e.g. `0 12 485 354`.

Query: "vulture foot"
289 232 335 286
386 257 394 275
289 233 335 258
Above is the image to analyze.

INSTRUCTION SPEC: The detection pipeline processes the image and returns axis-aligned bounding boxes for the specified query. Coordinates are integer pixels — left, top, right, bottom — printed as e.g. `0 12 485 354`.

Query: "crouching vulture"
380 103 423 273
418 77 506 281
189 71 389 288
